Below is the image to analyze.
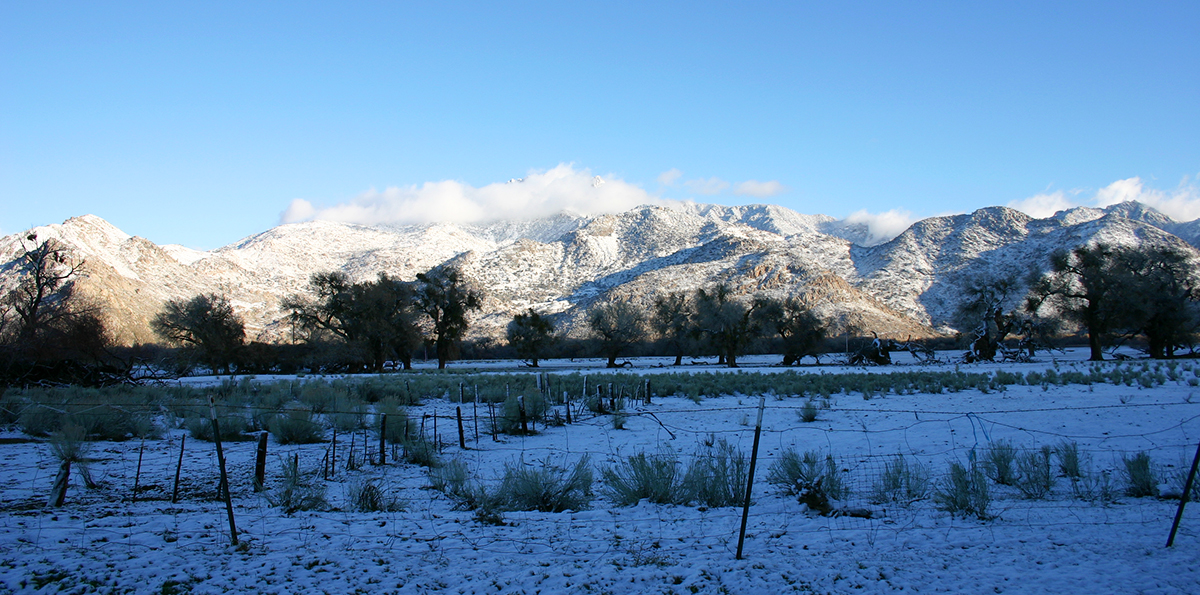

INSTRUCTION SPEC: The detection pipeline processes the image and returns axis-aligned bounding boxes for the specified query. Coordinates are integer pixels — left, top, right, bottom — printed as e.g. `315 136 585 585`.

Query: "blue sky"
2 2 1198 249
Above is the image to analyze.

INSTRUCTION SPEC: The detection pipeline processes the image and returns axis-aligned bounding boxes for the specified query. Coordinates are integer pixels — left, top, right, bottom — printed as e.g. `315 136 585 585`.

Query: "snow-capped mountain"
1 202 1196 346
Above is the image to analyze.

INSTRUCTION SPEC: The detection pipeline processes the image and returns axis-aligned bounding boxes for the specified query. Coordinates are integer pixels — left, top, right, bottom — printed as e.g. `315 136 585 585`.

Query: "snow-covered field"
3 349 1200 594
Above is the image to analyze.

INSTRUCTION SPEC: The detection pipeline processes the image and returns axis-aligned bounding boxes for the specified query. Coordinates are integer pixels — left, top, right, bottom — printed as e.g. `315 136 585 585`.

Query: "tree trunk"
1087 331 1104 361
673 354 682 366
727 352 739 368
606 355 618 368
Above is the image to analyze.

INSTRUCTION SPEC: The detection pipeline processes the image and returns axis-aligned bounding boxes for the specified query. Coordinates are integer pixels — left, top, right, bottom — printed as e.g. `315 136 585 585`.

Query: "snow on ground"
3 349 1200 594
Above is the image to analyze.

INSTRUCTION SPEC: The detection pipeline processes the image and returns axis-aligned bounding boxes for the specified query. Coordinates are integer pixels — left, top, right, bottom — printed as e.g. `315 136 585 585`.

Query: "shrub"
429 459 473 500
767 448 848 500
1015 447 1054 499
329 397 368 432
983 440 1017 486
495 393 545 435
798 400 819 423
869 454 930 504
269 456 328 513
681 438 749 508
429 459 505 523
602 450 683 506
346 478 403 512
1168 462 1200 501
496 456 593 512
1122 452 1158 497
184 407 250 442
934 459 990 520
1055 441 1082 478
375 399 416 444
268 406 325 444
401 434 441 468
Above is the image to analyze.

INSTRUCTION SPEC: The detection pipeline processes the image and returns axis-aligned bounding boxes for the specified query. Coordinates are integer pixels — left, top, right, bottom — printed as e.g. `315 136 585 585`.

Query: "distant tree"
692 285 770 368
955 267 1053 362
756 297 827 365
1 233 117 385
587 300 646 368
507 309 556 367
1109 246 1200 358
415 267 484 369
282 272 422 371
651 291 692 366
1026 244 1125 361
152 293 245 375
4 233 85 344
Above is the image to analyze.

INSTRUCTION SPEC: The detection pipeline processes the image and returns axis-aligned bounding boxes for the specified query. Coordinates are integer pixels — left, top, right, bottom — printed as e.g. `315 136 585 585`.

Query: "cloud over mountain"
280 164 664 226
1008 176 1200 221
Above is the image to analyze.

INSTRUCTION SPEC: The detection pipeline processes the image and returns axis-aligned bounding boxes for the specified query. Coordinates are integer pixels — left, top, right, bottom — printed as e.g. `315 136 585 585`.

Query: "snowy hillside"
0 201 1196 345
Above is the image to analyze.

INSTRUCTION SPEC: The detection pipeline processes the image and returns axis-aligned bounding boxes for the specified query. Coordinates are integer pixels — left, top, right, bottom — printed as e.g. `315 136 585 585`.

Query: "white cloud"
843 209 916 246
1006 176 1200 222
657 168 683 186
1005 191 1075 219
733 180 788 198
279 164 664 226
685 177 730 195
1093 176 1200 221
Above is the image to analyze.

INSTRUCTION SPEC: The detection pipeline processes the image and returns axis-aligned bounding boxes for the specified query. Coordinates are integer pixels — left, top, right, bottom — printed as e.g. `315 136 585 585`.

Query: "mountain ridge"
2 201 1196 346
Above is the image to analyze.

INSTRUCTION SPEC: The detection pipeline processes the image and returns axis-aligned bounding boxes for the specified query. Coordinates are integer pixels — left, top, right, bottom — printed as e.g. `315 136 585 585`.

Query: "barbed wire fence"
3 392 1200 566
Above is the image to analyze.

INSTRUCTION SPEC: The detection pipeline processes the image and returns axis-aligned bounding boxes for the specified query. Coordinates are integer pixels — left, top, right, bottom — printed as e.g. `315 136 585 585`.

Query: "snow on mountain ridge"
2 201 1197 346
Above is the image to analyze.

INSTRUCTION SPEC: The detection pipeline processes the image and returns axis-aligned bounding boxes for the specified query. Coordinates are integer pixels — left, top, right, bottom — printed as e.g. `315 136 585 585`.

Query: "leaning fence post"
1167 439 1200 547
132 437 146 502
172 435 186 504
736 396 766 560
253 431 268 490
208 396 239 547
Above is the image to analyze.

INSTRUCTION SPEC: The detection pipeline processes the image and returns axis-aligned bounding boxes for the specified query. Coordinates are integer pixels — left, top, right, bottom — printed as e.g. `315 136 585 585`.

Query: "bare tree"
5 233 85 343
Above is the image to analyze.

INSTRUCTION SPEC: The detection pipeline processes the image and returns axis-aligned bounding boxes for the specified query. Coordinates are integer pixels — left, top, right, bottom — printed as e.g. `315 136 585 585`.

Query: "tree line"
2 234 1198 386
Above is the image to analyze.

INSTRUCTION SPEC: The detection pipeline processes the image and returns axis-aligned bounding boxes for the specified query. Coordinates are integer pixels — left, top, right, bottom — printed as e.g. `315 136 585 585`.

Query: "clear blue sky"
2 2 1198 249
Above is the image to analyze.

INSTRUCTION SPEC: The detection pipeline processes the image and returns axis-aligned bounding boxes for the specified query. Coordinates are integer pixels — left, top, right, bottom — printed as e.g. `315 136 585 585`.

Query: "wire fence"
3 391 1200 567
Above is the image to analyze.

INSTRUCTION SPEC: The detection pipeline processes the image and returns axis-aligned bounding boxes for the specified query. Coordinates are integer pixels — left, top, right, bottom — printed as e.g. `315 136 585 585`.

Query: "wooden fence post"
172 435 186 504
736 396 766 560
254 432 268 491
379 414 387 465
208 396 238 547
457 406 466 449
1167 439 1200 547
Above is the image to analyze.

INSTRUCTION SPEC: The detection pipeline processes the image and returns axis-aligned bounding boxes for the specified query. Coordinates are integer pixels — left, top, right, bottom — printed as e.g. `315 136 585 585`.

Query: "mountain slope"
2 201 1196 346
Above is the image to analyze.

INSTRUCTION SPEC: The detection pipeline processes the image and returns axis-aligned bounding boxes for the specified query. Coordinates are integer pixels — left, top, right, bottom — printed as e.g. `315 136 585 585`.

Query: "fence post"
1167 439 1200 547
736 396 766 560
208 396 239 547
254 431 268 490
379 414 387 465
457 406 466 449
132 437 146 502
473 386 480 446
172 435 186 504
518 396 528 434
